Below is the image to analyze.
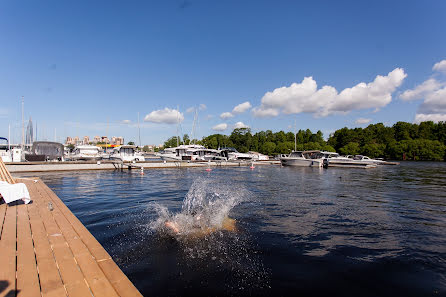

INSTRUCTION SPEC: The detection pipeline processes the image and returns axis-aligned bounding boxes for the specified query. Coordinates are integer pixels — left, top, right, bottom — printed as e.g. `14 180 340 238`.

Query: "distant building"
111 136 124 146
93 136 101 143
26 117 33 145
101 136 109 143
83 136 90 145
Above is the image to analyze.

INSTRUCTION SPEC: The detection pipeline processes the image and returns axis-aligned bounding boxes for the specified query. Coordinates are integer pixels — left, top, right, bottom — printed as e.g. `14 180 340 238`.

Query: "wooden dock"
0 176 143 297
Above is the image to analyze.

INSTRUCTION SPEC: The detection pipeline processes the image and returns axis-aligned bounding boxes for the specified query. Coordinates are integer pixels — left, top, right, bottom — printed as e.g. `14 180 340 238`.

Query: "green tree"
261 142 276 155
339 142 360 155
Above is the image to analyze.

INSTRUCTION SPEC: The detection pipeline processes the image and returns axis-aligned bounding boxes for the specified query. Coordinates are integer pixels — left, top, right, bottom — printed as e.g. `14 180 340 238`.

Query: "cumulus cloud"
355 118 371 125
232 101 252 114
399 59 446 123
414 113 446 123
252 106 280 118
234 121 249 129
186 107 195 113
253 68 406 118
220 112 234 119
212 123 228 131
144 108 184 124
121 120 131 124
199 104 207 111
417 86 446 115
400 78 443 101
433 60 446 72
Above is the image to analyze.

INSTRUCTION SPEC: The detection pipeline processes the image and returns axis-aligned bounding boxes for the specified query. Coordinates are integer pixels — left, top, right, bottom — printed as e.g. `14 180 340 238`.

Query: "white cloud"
199 104 207 111
400 78 443 101
417 86 446 115
232 101 252 114
144 108 184 124
212 123 228 131
234 121 249 129
253 68 406 118
433 60 446 72
252 106 280 118
121 120 131 124
186 107 195 113
414 113 446 123
205 114 214 120
220 112 234 119
355 118 371 125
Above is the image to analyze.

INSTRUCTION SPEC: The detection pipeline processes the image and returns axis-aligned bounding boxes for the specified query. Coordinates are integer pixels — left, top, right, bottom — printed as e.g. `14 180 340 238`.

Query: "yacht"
280 151 318 167
0 137 12 162
110 145 145 162
323 153 377 168
69 145 102 161
248 151 269 161
220 147 253 160
280 150 342 167
156 144 206 161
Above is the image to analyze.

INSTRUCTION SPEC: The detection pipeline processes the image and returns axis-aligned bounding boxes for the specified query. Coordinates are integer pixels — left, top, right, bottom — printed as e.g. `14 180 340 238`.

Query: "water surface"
19 162 446 296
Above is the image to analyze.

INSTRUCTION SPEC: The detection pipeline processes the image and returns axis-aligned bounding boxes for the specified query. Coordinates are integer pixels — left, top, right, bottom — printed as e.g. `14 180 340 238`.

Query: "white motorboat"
110 145 145 162
69 145 102 161
220 147 253 160
0 137 12 162
280 150 342 167
280 151 319 167
248 151 269 161
157 144 206 161
323 153 377 168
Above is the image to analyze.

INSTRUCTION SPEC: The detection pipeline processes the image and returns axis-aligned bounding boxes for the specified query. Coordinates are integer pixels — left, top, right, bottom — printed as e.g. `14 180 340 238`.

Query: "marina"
11 162 446 297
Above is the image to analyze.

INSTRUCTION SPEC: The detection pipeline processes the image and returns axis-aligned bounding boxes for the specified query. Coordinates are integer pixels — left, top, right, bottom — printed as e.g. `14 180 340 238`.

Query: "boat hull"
280 158 322 167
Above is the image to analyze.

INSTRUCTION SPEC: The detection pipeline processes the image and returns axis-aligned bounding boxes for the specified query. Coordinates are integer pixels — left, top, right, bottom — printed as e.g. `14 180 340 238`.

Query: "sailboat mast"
294 120 297 151
21 96 24 149
176 105 180 147
138 112 141 148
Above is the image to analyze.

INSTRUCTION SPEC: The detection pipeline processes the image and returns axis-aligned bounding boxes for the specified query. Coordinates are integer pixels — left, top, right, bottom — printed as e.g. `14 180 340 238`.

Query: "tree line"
163 121 446 161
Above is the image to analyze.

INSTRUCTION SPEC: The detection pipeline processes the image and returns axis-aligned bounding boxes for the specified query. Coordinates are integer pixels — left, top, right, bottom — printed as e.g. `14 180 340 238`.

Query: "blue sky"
1 0 446 145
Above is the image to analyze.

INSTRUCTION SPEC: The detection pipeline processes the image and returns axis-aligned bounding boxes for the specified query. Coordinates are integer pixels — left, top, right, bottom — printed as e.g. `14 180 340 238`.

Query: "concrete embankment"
6 160 280 173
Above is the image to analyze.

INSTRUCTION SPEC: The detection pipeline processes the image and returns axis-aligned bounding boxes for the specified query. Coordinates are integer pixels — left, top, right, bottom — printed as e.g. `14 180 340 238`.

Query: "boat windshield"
289 151 303 157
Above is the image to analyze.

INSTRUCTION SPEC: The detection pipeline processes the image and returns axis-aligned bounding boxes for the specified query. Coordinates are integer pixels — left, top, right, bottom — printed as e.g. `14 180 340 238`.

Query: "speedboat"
110 145 145 162
248 151 269 160
157 144 206 161
281 150 341 167
323 153 376 168
220 147 253 160
0 137 12 162
280 151 319 167
69 145 102 161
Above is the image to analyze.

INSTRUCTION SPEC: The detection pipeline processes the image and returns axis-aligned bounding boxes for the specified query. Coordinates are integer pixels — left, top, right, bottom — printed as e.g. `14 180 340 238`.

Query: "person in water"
164 212 236 236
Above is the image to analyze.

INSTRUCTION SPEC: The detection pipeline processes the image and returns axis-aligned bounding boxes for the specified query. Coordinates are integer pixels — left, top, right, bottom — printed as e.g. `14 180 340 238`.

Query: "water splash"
149 177 247 237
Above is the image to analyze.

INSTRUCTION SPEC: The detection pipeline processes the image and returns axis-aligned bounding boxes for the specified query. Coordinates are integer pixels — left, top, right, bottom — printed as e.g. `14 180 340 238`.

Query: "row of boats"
155 144 269 161
0 139 145 162
280 150 397 168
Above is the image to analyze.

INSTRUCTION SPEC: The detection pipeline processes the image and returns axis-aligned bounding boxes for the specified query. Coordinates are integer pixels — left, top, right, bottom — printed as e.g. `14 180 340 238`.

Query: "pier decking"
0 175 142 296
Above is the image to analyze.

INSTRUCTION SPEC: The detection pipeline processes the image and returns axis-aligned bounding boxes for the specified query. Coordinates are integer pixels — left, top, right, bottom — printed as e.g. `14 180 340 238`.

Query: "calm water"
19 162 446 296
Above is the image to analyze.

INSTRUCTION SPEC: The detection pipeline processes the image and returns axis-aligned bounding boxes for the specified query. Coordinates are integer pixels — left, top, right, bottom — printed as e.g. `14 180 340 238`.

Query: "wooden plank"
26 182 67 297
0 204 6 239
98 259 143 297
16 204 41 297
0 205 16 297
37 181 111 261
31 183 119 297
34 180 142 297
28 181 93 297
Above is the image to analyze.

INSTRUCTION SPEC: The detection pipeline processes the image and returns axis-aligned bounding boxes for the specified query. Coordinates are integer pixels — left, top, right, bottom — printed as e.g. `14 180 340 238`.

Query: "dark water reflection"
18 162 446 296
